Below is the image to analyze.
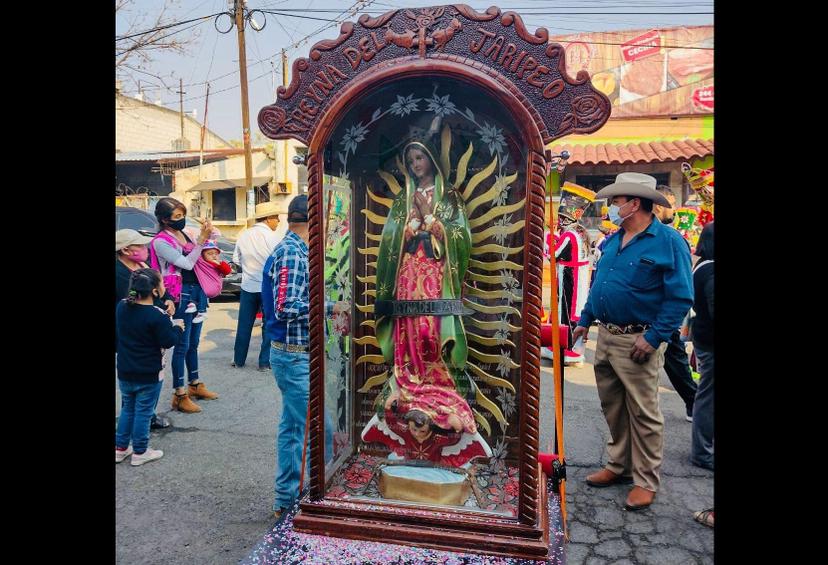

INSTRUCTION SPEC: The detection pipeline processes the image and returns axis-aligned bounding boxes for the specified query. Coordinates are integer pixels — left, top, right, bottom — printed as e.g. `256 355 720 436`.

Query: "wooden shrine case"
258 5 610 559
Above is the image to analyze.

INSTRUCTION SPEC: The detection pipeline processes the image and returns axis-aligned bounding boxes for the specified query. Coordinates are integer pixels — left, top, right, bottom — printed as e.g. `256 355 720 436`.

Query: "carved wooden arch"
259 4 610 559
258 4 610 145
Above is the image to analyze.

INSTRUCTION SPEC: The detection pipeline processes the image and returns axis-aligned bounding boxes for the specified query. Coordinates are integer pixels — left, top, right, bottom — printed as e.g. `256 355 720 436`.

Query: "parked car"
116 206 157 236
115 206 241 298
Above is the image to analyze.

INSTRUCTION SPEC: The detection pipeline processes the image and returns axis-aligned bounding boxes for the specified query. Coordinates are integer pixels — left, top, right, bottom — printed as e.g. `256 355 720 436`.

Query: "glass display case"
321 76 529 517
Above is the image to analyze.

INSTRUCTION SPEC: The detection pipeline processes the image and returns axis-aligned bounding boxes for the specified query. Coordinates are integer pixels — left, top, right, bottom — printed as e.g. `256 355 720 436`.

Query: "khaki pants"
594 326 667 492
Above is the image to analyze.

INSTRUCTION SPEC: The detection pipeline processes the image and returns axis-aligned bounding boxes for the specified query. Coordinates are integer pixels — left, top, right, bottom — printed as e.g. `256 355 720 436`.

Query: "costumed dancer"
554 182 596 366
675 162 714 253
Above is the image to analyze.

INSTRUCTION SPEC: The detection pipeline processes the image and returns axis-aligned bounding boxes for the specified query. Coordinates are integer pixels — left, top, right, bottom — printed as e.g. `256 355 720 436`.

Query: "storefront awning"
174 152 274 192
551 138 713 166
183 177 272 191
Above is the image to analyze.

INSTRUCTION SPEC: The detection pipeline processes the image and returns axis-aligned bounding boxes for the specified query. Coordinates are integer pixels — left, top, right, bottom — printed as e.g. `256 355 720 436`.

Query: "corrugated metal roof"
551 138 713 166
115 151 230 163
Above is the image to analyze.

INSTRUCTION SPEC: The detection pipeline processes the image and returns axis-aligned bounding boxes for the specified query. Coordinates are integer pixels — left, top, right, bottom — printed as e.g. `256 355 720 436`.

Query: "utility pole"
234 0 254 199
282 48 289 192
177 78 185 141
199 83 210 180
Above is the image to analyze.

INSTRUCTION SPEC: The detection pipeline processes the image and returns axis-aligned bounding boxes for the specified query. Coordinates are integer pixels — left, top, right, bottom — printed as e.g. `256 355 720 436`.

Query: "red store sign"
692 86 714 111
620 30 662 62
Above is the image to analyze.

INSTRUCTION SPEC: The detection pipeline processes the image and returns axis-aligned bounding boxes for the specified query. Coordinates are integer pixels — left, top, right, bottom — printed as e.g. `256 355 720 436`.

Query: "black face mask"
167 218 186 231
661 215 675 225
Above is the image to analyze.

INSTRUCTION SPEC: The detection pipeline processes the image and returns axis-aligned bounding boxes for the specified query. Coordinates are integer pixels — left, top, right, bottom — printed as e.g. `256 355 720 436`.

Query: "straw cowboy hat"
253 200 287 220
596 172 671 208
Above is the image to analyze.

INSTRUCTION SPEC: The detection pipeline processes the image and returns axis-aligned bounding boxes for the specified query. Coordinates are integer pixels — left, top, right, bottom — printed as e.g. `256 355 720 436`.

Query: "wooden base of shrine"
292 472 550 560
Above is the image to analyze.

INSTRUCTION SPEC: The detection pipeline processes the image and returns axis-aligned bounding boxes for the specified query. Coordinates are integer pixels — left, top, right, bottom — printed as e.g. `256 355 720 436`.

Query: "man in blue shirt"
572 173 693 511
262 195 344 519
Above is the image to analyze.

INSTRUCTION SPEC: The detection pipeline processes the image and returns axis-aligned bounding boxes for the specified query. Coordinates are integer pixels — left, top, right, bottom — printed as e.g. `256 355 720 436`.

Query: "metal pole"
235 0 254 197
199 83 210 180
282 48 289 194
178 78 185 141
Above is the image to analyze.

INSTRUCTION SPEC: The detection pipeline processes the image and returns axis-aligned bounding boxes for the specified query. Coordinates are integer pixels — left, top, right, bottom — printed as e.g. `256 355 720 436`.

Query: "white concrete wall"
116 93 231 152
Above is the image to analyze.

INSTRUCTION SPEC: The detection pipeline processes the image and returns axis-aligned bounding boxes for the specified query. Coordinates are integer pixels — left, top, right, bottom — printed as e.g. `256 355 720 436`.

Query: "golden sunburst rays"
366 185 393 208
466 330 516 349
454 142 474 187
357 370 389 393
361 208 387 226
468 259 523 272
465 271 518 285
473 408 492 436
471 378 507 428
462 299 522 319
468 199 526 229
465 172 518 217
355 354 385 366
467 361 516 393
471 243 524 255
441 123 452 178
463 284 522 303
466 317 522 333
470 220 525 244
353 335 379 346
377 170 403 196
461 155 498 202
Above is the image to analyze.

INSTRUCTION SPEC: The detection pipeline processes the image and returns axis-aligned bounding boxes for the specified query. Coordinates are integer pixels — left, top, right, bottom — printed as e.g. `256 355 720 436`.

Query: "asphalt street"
115 298 713 564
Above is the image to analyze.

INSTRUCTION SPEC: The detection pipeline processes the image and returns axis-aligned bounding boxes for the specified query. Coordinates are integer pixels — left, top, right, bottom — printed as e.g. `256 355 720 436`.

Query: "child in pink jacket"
190 240 233 323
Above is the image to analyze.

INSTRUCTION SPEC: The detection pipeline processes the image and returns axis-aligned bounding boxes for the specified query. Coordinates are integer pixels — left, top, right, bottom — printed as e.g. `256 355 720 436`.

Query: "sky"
115 0 713 144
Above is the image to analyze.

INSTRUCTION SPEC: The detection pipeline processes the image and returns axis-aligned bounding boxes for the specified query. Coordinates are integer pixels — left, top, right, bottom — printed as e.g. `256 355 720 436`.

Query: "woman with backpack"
150 197 220 414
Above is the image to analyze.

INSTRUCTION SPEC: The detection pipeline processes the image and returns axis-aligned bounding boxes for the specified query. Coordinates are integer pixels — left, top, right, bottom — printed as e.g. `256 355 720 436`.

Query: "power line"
258 5 713 12
116 12 225 42
116 18 208 56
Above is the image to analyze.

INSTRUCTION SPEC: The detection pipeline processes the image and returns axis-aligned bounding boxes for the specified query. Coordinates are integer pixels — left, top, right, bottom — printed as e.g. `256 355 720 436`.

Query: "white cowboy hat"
595 172 671 208
253 200 287 220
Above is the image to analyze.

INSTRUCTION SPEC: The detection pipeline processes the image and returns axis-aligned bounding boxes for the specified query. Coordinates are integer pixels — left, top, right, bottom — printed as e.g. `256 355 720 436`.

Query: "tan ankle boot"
172 392 202 413
188 382 219 400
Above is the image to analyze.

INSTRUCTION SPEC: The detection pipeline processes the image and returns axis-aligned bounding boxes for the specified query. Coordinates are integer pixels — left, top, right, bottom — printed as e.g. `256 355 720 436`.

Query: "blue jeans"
270 347 333 510
116 379 163 453
171 283 205 389
690 344 714 470
233 290 270 367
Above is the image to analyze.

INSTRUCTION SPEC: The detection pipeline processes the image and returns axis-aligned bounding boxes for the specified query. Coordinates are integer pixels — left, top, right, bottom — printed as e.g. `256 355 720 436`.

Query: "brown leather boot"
585 468 634 488
172 392 202 413
188 382 219 400
624 486 656 511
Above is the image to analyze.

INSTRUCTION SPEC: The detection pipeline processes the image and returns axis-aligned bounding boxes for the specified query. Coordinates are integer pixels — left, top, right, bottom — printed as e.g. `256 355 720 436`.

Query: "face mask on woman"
167 217 186 231
128 246 149 263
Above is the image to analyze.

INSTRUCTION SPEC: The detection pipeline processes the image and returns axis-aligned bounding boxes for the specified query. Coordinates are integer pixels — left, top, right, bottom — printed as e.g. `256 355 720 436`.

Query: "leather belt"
271 341 309 353
597 321 649 335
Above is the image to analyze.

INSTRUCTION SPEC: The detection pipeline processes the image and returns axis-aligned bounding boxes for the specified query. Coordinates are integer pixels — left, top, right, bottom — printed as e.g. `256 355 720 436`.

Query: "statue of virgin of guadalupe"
361 139 491 468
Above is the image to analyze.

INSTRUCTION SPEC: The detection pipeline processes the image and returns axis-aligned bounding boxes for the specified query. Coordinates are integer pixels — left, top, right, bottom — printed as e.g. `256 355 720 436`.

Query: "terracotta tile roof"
551 138 713 166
